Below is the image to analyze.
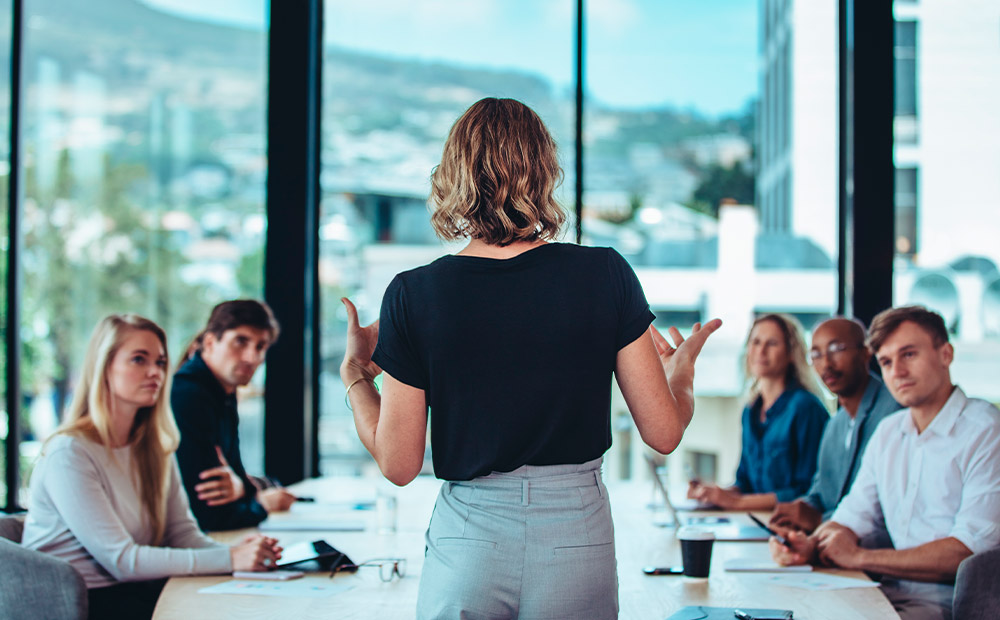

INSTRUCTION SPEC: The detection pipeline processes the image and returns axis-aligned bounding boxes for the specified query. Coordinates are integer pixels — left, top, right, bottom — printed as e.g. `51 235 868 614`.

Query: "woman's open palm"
650 319 722 379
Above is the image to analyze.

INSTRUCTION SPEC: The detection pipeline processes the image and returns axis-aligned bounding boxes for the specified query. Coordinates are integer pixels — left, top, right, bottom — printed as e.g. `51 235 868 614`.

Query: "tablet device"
275 540 353 570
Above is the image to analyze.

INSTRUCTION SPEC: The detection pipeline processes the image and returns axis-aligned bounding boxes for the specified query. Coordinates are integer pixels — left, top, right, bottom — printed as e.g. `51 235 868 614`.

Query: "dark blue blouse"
735 385 829 502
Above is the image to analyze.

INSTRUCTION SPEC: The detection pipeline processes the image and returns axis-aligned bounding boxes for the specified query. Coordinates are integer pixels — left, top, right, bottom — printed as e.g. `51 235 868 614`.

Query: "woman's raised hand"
340 298 382 384
649 319 722 380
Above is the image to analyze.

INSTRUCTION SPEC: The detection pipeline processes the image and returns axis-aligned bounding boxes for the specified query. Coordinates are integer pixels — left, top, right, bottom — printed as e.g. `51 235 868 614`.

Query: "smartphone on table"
642 566 684 576
733 609 793 620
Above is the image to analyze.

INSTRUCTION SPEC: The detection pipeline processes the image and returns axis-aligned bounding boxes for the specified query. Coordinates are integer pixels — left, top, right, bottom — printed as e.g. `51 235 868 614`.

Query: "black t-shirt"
371 242 655 481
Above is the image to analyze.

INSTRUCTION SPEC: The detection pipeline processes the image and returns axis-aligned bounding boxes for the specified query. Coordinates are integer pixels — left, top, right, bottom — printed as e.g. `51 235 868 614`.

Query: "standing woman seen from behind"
21 315 281 620
340 97 721 620
688 313 829 511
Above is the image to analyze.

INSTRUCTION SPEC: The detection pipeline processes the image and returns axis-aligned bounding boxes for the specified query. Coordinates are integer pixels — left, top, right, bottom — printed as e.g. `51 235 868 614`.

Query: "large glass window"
17 0 269 500
585 0 839 486
892 0 1000 404
318 0 574 475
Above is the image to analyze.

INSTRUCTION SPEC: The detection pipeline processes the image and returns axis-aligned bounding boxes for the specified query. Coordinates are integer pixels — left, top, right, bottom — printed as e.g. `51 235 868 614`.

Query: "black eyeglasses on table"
330 558 407 582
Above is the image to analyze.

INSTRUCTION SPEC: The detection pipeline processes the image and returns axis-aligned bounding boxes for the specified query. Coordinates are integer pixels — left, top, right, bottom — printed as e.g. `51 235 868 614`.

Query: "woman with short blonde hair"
688 313 829 512
429 97 565 246
22 314 280 619
341 98 720 619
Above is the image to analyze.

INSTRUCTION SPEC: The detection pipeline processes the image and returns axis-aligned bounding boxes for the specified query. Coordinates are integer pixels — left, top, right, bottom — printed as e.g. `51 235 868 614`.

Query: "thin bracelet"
344 376 377 410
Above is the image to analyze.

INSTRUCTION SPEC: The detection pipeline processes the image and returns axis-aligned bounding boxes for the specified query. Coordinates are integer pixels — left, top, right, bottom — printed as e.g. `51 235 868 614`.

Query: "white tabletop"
153 476 899 619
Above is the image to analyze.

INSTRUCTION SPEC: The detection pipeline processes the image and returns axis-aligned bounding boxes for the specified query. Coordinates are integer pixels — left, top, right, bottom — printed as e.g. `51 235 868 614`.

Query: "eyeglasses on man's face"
330 558 406 582
808 341 863 364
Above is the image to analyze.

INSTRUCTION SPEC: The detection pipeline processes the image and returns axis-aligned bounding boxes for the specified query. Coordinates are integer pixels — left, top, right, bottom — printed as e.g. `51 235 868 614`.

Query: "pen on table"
251 475 311 503
747 513 793 549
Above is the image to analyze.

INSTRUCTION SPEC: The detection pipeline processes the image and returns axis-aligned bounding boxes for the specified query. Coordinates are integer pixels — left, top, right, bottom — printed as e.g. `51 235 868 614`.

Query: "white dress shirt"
831 386 1000 555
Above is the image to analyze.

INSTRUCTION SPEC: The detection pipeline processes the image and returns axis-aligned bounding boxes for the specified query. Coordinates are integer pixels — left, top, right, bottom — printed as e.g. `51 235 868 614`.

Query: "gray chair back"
0 514 88 619
953 547 1000 620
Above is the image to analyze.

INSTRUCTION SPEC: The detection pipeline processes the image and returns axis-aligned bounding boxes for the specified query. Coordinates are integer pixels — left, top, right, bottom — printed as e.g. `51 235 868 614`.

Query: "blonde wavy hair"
51 314 179 544
430 97 566 246
743 313 825 402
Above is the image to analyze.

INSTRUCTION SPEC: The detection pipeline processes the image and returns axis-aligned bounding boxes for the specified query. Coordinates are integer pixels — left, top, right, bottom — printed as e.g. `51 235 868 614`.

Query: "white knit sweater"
21 434 232 588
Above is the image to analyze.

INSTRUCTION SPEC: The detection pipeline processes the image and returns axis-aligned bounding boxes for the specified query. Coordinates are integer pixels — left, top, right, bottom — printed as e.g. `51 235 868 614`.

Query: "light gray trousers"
416 457 618 620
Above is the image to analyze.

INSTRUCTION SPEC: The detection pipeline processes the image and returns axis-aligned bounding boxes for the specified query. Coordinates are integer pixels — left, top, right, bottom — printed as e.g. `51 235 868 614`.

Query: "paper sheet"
259 519 366 532
723 558 813 572
748 572 881 590
198 579 354 598
289 501 374 514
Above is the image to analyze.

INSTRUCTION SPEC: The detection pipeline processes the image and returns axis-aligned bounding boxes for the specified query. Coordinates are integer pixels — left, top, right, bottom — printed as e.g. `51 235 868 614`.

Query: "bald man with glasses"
769 317 900 533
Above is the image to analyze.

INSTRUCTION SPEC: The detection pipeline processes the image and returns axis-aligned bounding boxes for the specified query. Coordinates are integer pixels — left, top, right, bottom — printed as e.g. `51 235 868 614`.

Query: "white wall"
906 0 1000 268
790 0 839 259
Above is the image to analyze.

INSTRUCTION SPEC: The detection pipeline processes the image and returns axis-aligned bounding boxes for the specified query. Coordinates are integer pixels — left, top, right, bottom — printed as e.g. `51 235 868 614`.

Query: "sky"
140 0 758 117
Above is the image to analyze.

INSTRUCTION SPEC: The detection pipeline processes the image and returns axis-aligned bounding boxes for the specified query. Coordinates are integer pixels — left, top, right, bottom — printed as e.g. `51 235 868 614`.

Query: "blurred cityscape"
3 0 998 498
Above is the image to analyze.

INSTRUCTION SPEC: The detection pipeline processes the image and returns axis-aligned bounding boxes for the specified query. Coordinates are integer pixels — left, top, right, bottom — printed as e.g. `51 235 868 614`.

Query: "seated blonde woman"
21 314 281 620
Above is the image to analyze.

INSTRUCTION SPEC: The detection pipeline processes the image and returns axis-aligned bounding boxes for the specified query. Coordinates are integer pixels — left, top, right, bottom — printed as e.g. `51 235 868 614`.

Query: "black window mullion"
264 0 323 484
5 0 24 512
574 0 584 244
840 0 894 325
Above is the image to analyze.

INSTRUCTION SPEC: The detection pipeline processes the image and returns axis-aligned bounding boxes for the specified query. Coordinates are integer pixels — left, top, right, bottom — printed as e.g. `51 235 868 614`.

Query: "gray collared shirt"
801 372 901 518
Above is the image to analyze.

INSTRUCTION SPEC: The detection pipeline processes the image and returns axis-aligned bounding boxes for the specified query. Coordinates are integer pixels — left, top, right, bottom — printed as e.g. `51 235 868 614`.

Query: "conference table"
153 476 899 619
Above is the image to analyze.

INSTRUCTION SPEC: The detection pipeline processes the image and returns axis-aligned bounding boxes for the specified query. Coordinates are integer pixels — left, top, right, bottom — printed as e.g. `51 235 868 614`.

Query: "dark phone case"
643 566 685 575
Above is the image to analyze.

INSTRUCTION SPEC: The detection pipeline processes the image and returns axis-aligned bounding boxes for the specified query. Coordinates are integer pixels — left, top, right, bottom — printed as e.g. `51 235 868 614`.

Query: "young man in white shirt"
770 306 1000 620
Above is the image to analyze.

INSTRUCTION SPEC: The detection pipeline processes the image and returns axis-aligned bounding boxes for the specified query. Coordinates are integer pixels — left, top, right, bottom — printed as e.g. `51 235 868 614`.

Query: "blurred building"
758 0 1000 406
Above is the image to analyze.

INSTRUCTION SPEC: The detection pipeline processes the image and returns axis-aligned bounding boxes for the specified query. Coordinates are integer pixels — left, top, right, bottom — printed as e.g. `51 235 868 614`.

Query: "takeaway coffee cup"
677 526 715 578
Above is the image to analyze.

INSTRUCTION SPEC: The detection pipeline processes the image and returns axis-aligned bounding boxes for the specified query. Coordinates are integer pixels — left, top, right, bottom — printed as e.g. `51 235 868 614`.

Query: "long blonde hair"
744 313 825 402
54 314 180 544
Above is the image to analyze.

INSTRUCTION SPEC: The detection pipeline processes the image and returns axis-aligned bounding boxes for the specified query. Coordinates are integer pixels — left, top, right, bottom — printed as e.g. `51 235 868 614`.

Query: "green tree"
22 149 76 422
21 149 209 426
236 245 264 296
685 159 755 218
596 193 645 225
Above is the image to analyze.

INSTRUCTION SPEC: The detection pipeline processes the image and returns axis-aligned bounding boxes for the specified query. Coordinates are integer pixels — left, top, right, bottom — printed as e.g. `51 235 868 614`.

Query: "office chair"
0 513 88 619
